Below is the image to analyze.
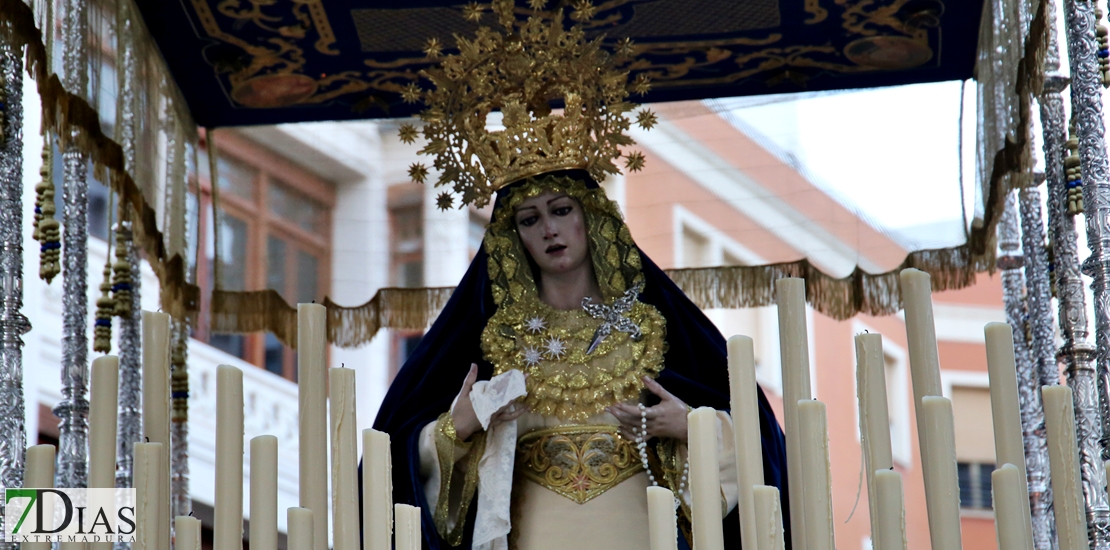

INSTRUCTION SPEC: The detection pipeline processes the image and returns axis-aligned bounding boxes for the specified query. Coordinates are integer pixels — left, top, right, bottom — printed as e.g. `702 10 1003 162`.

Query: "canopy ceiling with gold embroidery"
137 0 980 127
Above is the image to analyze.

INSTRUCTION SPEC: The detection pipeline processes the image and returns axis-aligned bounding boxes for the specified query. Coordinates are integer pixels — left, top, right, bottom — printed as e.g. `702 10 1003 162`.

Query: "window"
387 184 425 378
389 185 424 288
957 462 994 510
681 226 712 268
950 384 996 509
191 131 334 381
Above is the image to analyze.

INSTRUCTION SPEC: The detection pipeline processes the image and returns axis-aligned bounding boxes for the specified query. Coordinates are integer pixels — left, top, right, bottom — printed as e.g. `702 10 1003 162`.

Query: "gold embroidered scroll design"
516 426 642 504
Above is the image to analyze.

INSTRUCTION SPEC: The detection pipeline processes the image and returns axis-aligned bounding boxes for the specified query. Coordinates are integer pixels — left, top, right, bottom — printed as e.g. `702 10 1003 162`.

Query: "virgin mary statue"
366 3 789 549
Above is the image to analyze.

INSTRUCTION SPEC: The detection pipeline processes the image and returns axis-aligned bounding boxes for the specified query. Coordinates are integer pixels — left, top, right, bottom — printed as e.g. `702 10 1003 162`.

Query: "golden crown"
397 0 656 209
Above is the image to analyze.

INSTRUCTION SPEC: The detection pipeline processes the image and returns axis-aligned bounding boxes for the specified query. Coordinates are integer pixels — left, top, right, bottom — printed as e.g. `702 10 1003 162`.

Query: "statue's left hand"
608 377 690 443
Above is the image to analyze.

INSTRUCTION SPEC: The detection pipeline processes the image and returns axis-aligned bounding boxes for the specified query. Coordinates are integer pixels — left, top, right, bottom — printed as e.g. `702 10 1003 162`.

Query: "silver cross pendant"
582 282 644 354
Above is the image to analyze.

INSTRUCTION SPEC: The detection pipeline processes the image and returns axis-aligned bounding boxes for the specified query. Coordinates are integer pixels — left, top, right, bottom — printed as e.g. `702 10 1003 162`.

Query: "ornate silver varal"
114 224 141 505
1021 182 1060 390
1061 0 1110 544
1038 32 1072 547
1000 191 1057 550
170 318 190 519
114 7 142 550
0 32 29 550
54 0 91 491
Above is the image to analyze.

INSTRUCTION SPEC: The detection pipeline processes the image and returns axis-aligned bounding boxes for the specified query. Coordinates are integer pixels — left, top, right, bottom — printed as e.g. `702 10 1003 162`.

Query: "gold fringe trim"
211 287 455 349
0 0 200 322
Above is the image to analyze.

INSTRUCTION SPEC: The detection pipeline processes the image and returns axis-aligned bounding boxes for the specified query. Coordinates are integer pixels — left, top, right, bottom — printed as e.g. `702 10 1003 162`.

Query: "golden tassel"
93 263 115 352
171 322 188 423
112 224 133 318
35 135 61 283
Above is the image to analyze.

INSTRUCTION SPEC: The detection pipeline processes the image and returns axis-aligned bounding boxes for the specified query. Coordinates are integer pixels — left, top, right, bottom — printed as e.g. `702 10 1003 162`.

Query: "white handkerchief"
468 369 527 550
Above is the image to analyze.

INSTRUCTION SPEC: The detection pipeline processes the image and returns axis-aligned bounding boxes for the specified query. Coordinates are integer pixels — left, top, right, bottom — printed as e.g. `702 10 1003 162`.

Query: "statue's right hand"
451 364 528 441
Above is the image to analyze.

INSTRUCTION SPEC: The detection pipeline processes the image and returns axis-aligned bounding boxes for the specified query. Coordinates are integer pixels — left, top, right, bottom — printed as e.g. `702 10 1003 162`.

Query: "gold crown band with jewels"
397 0 658 210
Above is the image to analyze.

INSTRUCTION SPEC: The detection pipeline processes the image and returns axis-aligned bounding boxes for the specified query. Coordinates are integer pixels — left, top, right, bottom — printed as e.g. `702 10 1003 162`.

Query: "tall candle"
330 368 359 550
23 444 55 550
89 355 119 489
797 400 834 550
1043 385 1088 550
394 504 421 550
249 436 278 550
174 516 201 550
774 278 812 550
142 311 171 550
919 396 963 550
89 355 119 550
854 333 893 550
983 322 1035 544
287 508 314 550
362 429 392 550
899 270 949 550
726 335 763 550
647 486 678 550
688 407 725 550
992 464 1034 550
872 470 906 550
752 485 785 550
215 366 244 550
298 303 328 550
134 443 164 550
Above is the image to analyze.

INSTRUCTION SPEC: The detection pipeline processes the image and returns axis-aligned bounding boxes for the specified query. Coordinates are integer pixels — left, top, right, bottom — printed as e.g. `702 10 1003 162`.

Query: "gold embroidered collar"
481 294 666 422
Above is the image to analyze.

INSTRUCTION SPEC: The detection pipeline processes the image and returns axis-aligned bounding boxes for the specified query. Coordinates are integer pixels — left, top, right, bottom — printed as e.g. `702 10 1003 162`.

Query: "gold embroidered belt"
516 425 643 504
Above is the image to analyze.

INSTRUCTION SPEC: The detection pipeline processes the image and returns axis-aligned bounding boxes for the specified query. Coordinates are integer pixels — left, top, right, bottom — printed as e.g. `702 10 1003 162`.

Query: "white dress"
418 406 739 550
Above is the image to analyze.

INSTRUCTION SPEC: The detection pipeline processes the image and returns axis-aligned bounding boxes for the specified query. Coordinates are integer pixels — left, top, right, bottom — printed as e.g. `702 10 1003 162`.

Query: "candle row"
58 306 405 550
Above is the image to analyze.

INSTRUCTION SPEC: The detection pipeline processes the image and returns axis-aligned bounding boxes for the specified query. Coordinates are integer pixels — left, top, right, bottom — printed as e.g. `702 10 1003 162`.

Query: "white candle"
752 485 785 550
142 311 171 550
872 470 906 550
688 406 725 550
393 504 421 550
899 269 942 399
1043 385 1088 550
983 322 1035 544
726 335 763 550
89 355 119 550
919 396 963 550
647 486 678 550
249 436 277 550
774 278 812 550
797 400 834 550
298 303 328 550
174 517 201 550
215 366 244 550
362 429 392 550
330 368 359 550
23 444 55 550
287 508 314 550
134 443 163 550
89 355 119 489
992 464 1034 550
854 333 892 550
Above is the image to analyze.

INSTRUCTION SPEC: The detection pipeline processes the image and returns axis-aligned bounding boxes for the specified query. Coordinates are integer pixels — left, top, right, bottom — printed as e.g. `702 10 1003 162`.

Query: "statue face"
513 191 590 278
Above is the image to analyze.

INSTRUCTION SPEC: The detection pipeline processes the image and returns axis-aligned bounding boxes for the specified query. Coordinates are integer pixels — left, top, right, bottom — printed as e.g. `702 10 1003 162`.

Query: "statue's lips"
545 244 567 255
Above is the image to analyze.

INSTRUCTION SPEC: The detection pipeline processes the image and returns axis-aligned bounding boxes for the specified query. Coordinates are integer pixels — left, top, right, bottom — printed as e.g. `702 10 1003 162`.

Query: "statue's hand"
608 377 690 443
451 364 528 441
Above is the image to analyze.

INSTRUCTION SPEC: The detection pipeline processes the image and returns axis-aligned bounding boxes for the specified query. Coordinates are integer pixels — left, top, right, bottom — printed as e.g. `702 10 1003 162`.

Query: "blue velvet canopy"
136 0 981 128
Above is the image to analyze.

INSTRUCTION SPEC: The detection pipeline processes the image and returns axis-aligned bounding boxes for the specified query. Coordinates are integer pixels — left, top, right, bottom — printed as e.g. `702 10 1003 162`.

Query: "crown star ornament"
399 0 653 208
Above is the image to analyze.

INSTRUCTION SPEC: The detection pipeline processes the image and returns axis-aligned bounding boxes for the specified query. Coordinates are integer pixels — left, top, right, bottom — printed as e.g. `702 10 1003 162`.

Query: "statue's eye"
517 215 539 227
552 206 572 216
